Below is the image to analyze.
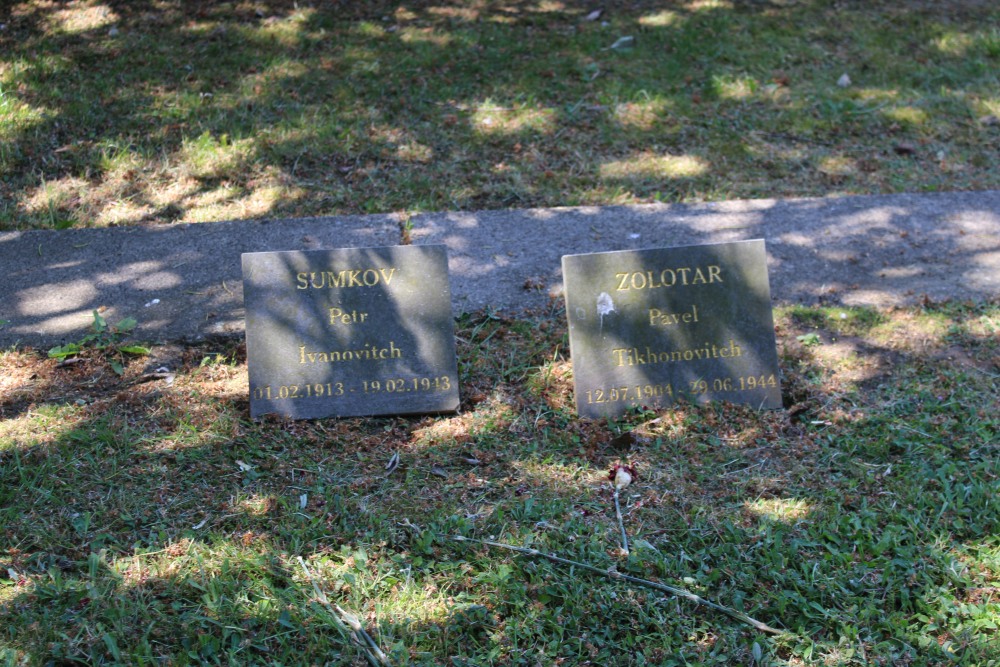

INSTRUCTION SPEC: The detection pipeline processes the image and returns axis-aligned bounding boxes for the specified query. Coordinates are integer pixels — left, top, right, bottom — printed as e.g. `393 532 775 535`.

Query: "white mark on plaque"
596 292 616 331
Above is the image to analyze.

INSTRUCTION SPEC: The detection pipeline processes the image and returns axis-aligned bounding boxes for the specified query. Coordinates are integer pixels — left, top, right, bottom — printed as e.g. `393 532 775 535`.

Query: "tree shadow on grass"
2 303 999 663
2 0 998 230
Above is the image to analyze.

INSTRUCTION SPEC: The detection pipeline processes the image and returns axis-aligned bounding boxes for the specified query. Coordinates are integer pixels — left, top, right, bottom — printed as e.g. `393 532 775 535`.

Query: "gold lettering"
614 265 723 291
610 338 742 367
296 341 403 364
648 304 699 326
329 308 369 325
296 267 398 289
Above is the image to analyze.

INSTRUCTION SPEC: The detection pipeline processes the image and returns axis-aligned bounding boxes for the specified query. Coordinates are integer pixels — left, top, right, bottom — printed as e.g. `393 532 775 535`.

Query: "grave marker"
242 245 459 419
562 240 781 418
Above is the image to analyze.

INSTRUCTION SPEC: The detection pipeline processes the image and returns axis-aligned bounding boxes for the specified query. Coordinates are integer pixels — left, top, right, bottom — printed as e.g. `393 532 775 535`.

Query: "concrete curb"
2 191 998 348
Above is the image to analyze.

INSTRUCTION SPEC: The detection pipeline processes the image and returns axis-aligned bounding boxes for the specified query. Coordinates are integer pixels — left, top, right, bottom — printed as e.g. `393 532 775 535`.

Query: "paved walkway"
2 191 998 348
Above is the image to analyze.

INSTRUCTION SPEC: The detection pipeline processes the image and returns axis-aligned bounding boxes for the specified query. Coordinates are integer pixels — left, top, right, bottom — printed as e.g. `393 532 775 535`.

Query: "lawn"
2 1 1000 665
1 0 998 229
2 303 999 664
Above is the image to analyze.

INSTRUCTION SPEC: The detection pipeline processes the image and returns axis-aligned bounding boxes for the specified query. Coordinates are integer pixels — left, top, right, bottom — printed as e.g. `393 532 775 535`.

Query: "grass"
1 0 998 229
2 1 999 664
2 302 999 665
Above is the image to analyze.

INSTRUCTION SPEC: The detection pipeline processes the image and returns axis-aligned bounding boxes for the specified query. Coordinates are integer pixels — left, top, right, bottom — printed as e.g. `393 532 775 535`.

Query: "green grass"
2 2 999 663
1 0 998 229
2 303 999 665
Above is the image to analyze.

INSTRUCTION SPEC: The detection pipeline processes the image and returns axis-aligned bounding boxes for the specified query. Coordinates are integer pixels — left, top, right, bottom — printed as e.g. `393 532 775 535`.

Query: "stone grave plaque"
242 245 459 419
562 240 781 418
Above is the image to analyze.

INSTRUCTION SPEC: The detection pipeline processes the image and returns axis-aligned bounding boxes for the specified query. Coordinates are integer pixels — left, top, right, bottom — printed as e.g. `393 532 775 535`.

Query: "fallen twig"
297 557 392 666
453 535 784 636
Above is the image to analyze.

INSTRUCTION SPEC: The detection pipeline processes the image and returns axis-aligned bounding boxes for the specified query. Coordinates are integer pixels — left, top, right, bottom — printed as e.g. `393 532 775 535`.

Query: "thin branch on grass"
297 557 392 667
453 535 784 636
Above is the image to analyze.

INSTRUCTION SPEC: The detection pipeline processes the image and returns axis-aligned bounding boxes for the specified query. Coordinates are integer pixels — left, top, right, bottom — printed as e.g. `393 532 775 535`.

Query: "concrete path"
2 191 998 348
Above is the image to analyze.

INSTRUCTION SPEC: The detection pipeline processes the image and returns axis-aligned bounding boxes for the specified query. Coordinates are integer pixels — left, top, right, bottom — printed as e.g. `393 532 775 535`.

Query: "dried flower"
608 464 636 490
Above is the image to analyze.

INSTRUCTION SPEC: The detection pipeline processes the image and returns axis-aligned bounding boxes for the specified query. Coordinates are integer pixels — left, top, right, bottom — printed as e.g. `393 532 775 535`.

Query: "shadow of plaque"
562 240 781 418
242 245 459 419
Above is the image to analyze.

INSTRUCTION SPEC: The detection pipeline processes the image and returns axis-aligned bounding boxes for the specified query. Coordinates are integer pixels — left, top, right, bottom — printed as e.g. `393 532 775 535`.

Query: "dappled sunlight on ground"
600 153 709 181
510 458 599 496
638 10 681 27
3 0 998 229
882 105 930 128
24 176 89 223
0 349 47 403
611 99 672 132
0 404 86 450
411 391 518 447
526 358 574 413
179 133 256 181
303 550 459 626
232 493 279 519
1 300 998 662
473 105 557 137
745 497 814 523
399 25 454 47
45 1 117 34
710 74 760 101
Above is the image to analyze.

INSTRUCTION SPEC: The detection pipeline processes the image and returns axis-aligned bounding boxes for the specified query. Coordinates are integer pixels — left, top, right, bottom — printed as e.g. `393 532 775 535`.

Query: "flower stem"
453 535 784 636
613 489 629 555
